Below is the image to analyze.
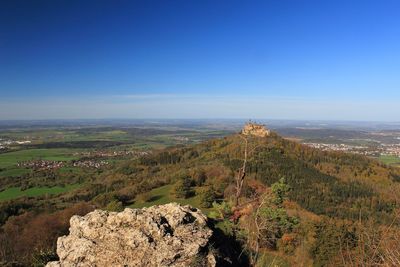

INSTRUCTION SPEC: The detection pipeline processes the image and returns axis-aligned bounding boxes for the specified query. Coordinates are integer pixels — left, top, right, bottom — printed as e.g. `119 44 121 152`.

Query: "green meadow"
130 184 210 213
0 184 81 201
0 168 31 177
379 155 400 166
0 148 80 168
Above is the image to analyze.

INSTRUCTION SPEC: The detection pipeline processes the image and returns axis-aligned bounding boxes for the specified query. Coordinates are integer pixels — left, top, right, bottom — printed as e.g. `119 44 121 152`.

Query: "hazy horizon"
1 117 400 126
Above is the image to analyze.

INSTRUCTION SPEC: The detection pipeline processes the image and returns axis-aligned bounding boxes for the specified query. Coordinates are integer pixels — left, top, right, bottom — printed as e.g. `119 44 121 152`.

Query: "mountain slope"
95 132 399 223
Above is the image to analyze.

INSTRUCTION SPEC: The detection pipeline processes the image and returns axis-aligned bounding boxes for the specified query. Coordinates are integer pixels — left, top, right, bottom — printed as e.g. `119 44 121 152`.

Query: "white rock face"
47 203 215 267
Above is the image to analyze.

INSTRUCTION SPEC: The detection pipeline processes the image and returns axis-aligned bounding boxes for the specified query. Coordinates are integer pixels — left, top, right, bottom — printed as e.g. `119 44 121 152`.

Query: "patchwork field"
0 125 232 201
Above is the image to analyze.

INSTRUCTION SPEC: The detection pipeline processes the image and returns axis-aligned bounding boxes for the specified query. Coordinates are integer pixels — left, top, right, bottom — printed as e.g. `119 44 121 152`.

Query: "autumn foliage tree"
0 202 93 265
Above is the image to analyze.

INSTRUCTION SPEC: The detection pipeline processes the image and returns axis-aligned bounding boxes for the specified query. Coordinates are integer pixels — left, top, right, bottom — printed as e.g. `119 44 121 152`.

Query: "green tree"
208 201 233 220
271 177 290 206
174 177 194 199
257 205 298 249
311 219 357 267
200 187 216 208
249 178 298 261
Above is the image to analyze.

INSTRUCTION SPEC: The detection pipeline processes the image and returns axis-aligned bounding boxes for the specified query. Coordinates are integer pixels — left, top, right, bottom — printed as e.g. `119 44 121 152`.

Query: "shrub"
174 177 194 199
139 192 152 202
105 200 123 212
192 169 207 186
277 233 298 254
208 201 233 220
200 187 216 208
32 249 58 267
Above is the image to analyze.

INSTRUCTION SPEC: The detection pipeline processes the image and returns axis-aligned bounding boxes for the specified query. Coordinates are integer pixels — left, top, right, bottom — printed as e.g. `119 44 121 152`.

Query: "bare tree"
235 135 248 207
249 192 271 265
234 134 263 208
340 210 400 267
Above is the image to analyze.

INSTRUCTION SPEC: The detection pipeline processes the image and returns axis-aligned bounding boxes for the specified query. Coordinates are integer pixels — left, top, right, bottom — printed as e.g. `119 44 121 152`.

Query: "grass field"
0 148 80 168
379 155 400 166
129 184 211 213
0 184 81 201
61 130 132 142
0 168 31 177
1 129 132 143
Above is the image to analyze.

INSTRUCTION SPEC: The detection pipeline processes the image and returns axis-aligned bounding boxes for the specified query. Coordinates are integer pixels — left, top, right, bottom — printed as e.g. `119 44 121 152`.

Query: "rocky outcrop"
241 122 270 137
47 203 216 267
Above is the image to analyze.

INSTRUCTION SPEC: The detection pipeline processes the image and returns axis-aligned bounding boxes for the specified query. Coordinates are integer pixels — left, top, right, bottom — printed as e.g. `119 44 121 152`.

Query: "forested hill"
88 131 400 266
92 131 400 223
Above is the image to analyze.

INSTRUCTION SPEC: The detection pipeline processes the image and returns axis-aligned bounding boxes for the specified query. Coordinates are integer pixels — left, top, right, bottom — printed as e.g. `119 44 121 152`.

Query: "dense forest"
1 131 400 266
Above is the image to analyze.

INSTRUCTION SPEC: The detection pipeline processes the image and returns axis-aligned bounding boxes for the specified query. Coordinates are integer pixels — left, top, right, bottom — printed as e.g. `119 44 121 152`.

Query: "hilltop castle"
241 121 270 137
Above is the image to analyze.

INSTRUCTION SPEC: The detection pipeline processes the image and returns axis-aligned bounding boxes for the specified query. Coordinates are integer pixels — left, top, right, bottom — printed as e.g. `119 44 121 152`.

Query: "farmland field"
0 184 81 201
0 124 233 201
0 148 80 168
379 155 400 167
0 168 31 177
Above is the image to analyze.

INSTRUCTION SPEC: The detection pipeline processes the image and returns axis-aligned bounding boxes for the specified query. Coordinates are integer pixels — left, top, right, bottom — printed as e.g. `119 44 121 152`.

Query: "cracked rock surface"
46 203 215 267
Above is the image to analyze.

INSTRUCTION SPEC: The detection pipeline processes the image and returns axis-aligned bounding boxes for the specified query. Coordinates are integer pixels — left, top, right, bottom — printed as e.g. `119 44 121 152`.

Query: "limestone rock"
47 203 215 267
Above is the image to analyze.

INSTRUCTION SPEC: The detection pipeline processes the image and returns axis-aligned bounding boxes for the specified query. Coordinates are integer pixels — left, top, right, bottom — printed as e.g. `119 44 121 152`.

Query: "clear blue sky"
1 0 400 120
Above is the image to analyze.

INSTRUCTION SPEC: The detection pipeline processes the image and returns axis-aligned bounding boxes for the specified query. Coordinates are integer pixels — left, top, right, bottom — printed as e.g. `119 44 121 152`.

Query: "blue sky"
1 0 400 120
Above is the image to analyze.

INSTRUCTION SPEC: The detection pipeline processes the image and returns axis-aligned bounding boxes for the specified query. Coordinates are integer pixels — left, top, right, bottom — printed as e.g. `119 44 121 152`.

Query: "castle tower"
241 122 270 137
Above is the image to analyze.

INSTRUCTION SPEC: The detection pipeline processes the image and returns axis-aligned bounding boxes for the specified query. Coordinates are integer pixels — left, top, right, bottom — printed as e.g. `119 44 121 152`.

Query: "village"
17 160 64 170
14 149 151 171
304 142 400 158
0 138 31 150
71 159 109 169
72 150 149 158
17 159 109 170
